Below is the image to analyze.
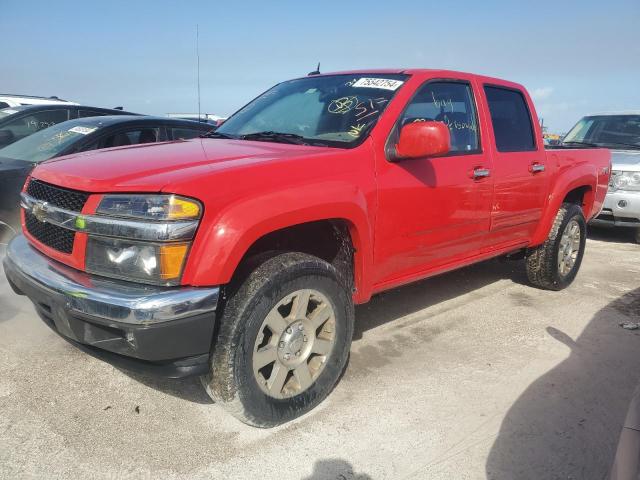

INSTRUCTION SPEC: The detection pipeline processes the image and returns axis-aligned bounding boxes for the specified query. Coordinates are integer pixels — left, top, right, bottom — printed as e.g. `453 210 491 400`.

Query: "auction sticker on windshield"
351 78 404 90
69 126 98 135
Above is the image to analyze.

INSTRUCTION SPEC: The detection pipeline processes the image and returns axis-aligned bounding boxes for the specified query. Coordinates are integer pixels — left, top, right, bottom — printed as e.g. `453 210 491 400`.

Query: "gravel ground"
0 228 639 480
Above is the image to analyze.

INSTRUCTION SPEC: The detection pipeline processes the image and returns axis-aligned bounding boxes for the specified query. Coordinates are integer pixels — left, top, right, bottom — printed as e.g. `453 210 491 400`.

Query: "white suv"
0 94 77 109
565 112 640 243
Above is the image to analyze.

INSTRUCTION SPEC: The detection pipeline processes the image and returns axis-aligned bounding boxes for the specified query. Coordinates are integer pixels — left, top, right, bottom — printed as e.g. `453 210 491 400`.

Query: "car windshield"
216 73 409 147
564 114 640 149
0 118 104 162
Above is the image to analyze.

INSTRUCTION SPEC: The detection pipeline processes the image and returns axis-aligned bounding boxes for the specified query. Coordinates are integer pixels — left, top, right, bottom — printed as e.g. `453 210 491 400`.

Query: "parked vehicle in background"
0 115 213 241
0 94 78 109
564 112 640 242
167 112 226 126
0 104 136 149
3 69 610 427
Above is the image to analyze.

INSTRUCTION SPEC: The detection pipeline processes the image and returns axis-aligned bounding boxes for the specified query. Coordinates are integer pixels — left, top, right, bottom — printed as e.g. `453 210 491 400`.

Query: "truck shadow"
588 225 638 244
353 257 527 340
485 288 640 479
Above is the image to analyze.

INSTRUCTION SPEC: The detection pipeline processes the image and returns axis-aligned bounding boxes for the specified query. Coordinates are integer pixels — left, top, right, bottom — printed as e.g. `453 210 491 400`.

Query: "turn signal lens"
160 244 189 280
168 197 200 219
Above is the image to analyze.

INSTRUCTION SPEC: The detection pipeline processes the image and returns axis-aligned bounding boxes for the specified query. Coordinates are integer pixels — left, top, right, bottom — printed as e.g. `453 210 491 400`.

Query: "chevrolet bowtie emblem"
32 201 49 223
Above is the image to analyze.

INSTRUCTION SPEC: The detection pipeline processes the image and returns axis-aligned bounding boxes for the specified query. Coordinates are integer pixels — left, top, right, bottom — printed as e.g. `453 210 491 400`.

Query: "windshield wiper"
200 131 237 139
597 141 640 150
241 131 310 145
561 141 600 148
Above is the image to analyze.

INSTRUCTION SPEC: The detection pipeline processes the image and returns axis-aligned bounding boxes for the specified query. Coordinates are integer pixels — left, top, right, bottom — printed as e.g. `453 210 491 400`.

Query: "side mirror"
0 129 15 146
394 121 450 160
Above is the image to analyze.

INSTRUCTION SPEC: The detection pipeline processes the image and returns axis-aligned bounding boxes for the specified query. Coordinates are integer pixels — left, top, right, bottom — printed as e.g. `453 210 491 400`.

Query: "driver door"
373 80 493 286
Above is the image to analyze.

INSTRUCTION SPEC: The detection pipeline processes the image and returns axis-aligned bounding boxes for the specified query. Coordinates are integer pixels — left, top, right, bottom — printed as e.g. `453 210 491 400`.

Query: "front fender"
181 180 374 302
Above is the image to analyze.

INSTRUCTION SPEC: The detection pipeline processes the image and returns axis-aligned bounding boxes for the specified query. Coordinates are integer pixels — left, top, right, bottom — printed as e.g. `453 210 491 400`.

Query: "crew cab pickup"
3 70 611 427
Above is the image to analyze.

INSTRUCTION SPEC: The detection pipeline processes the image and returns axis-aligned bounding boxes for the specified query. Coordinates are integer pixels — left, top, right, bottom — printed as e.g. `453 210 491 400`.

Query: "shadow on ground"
486 288 640 479
118 369 214 404
353 257 525 339
302 459 372 480
588 225 638 244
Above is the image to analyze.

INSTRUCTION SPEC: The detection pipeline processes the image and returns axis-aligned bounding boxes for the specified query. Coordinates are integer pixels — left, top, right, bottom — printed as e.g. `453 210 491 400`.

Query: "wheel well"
563 186 593 212
238 219 355 289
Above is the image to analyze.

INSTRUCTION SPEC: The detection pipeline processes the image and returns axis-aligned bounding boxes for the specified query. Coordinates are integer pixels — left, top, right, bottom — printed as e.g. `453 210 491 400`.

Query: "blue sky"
2 0 638 132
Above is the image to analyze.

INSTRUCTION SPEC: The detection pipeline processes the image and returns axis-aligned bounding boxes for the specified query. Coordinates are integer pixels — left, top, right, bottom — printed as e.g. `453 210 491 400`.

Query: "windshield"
216 73 408 147
564 114 640 149
0 118 102 162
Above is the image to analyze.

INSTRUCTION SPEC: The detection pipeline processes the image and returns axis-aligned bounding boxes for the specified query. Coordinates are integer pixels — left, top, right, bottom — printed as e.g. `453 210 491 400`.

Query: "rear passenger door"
483 85 548 246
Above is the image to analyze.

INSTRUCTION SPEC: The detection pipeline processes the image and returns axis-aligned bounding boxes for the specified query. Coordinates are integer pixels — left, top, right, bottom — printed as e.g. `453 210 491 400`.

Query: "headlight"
611 171 640 191
97 194 201 220
86 236 190 285
86 194 202 285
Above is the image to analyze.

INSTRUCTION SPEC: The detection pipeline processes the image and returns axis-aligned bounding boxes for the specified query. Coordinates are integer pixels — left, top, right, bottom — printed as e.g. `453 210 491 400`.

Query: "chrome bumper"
3 235 219 325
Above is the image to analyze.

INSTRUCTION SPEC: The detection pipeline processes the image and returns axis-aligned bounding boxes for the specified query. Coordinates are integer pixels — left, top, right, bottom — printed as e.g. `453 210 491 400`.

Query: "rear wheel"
526 203 587 291
202 252 354 427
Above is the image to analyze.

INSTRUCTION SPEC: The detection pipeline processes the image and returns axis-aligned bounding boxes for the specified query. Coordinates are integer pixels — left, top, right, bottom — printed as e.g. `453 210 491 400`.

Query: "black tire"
202 252 354 427
634 227 640 244
525 203 587 291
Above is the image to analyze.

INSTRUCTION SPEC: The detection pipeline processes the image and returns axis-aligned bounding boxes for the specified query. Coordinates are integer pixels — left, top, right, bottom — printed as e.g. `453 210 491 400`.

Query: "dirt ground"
1 227 639 480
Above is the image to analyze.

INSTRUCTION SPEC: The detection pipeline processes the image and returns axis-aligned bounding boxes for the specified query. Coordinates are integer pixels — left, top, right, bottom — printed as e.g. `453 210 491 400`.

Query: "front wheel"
202 252 354 427
526 203 587 291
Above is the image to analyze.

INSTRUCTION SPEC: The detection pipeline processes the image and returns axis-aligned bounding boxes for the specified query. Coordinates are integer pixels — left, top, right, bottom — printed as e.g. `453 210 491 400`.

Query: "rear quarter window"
484 86 536 152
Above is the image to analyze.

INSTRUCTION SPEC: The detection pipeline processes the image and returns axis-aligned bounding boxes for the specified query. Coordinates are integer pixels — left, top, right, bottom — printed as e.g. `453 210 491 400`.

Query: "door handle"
530 163 545 173
472 167 491 179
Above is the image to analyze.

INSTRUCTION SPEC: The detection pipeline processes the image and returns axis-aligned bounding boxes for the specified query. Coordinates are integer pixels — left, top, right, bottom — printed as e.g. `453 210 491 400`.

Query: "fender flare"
530 163 596 246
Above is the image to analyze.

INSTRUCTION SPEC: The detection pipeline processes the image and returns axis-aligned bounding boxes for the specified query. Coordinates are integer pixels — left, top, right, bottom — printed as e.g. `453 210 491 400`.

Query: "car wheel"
634 227 640 244
202 252 354 427
526 203 587 291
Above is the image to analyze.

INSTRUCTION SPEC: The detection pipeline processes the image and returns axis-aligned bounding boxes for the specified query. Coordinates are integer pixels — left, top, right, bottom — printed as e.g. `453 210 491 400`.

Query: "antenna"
308 62 321 76
196 24 201 122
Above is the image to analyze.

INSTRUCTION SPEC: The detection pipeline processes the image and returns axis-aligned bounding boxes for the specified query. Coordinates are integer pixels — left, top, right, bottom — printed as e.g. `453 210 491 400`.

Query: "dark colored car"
0 104 137 148
0 115 213 240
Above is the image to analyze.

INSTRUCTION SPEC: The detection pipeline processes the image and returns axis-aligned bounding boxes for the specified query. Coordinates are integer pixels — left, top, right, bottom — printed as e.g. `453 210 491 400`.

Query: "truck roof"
305 68 526 92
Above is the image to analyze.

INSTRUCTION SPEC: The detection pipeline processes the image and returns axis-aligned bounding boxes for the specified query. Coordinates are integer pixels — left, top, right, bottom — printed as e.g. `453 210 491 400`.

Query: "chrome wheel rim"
252 289 336 399
557 219 581 277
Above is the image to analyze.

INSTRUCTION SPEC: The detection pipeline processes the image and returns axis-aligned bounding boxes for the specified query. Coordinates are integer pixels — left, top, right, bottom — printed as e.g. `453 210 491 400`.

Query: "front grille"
26 179 89 212
25 211 75 254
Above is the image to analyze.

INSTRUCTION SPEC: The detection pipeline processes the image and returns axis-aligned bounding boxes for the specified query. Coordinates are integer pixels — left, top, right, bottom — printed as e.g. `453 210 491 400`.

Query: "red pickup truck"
3 70 610 427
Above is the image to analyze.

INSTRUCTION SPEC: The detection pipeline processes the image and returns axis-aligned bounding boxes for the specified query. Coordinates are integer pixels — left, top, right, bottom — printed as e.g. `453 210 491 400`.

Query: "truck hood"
611 150 640 171
30 139 329 192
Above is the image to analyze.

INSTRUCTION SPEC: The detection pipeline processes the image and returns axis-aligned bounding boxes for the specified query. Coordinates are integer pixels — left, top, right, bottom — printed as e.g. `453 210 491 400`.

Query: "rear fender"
530 162 596 246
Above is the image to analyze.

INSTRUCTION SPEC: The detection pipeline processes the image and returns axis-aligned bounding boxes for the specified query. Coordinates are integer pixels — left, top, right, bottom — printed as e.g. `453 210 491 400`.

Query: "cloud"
531 87 554 101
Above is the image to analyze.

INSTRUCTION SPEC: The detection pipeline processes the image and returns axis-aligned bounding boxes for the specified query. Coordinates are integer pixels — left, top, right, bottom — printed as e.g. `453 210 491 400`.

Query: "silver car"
563 112 640 243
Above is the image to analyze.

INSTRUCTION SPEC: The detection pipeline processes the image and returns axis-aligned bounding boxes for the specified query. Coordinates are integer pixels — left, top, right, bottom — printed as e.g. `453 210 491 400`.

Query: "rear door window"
171 126 208 140
484 86 536 152
95 127 163 149
78 109 109 118
1 109 70 143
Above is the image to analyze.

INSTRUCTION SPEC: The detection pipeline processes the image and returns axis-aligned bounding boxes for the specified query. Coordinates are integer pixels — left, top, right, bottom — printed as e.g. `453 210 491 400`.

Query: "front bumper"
590 190 640 228
3 235 220 378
